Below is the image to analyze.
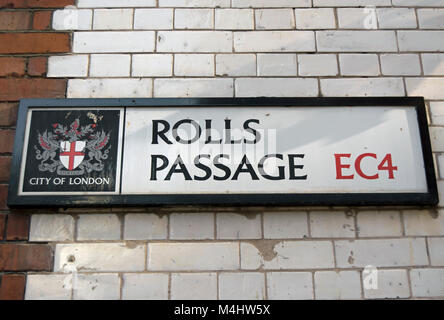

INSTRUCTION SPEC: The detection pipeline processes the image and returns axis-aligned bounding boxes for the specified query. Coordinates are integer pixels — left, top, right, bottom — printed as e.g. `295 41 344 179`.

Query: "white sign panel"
122 106 427 194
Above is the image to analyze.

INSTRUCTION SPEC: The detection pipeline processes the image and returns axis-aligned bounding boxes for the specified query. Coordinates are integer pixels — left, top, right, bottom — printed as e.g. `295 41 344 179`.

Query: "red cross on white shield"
60 141 86 171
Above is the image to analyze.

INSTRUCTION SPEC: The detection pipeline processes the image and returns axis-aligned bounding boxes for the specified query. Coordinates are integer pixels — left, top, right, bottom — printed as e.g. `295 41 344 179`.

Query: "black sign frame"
7 97 438 207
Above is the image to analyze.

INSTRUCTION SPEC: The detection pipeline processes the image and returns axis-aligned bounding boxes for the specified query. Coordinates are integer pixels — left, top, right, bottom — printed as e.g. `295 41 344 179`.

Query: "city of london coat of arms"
35 119 111 176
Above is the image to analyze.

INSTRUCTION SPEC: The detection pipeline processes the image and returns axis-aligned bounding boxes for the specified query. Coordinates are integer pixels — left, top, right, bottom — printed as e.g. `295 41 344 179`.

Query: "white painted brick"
53 9 92 30
30 214 75 242
315 0 390 6
169 212 214 240
73 274 120 300
175 9 213 30
174 54 214 76
78 0 156 7
234 31 315 52
160 0 230 7
422 54 444 76
337 8 377 29
157 31 232 52
439 180 444 208
255 9 295 30
90 54 130 77
298 54 338 76
377 8 417 29
267 272 313 300
215 9 254 30
73 31 155 53
403 210 444 236
154 78 233 97
309 211 355 238
410 268 444 298
430 126 444 151
393 0 444 6
132 54 173 77
263 211 308 239
235 78 318 97
216 213 261 239
77 214 121 240
241 241 334 270
124 213 168 240
134 9 173 30
398 31 444 52
219 272 265 300
47 55 89 78
320 78 405 97
233 0 311 7
93 9 133 30
428 238 444 266
335 238 428 268
438 154 444 179
430 102 444 126
316 31 397 52
314 271 361 300
216 54 256 76
432 127 444 150
339 54 380 76
357 211 402 237
171 273 217 300
257 54 297 76
122 273 169 300
418 9 444 29
295 8 336 30
148 242 239 271
68 79 153 98
363 269 410 299
55 243 146 272
406 78 444 100
25 275 72 300
380 54 421 76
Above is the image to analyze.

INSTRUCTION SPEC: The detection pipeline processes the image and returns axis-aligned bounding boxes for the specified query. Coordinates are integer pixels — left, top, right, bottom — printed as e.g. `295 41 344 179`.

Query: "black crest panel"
22 109 121 193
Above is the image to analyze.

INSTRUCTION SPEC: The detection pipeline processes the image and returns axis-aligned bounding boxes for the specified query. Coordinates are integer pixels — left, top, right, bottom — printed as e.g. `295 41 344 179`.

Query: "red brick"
0 11 31 30
0 57 26 77
33 10 52 30
0 157 11 182
0 185 7 210
0 79 66 101
0 33 70 54
27 57 47 76
0 274 25 300
0 214 5 240
0 130 15 153
0 0 74 8
0 103 18 126
6 214 30 241
0 244 53 271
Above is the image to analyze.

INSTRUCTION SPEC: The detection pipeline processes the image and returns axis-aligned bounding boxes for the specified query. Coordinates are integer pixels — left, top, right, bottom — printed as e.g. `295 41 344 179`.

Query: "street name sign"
7 97 438 207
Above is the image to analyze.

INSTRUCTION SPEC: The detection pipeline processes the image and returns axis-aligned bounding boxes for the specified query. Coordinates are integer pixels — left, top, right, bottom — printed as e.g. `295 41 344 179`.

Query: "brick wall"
0 0 74 300
1 0 444 300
